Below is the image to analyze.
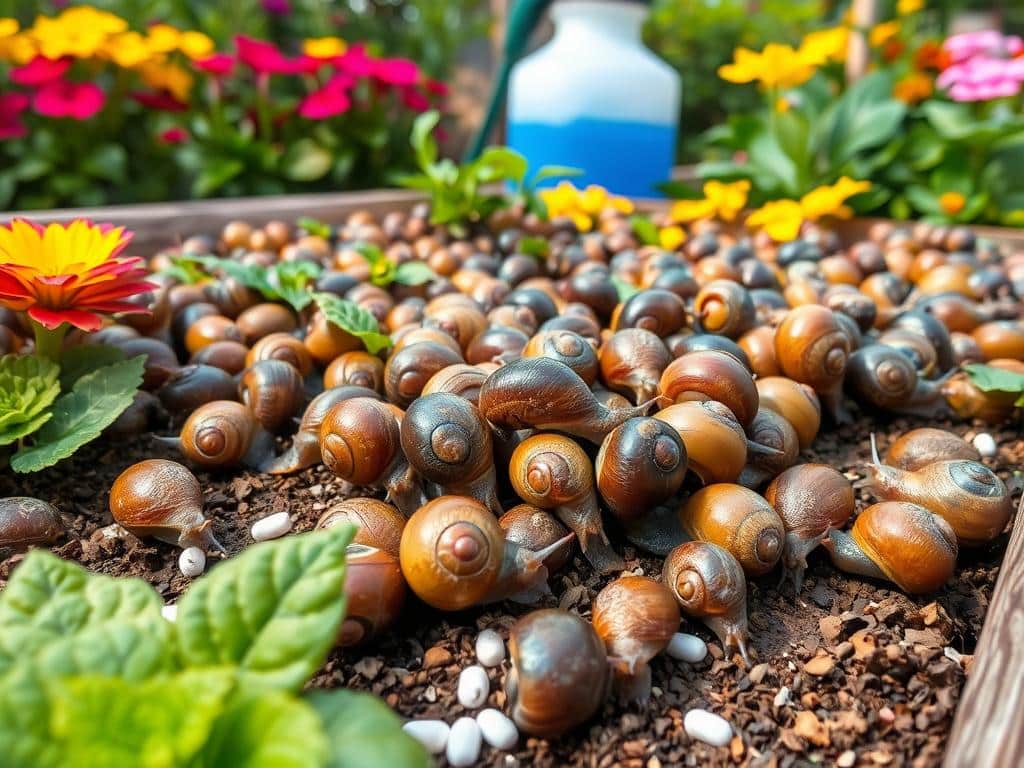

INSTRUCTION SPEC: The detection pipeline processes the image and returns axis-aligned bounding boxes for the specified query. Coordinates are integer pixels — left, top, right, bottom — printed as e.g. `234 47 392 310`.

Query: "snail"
612 288 688 337
883 428 981 472
384 340 465 409
319 397 426 517
465 325 530 365
246 332 315 377
972 321 1024 361
737 326 780 379
189 340 250 375
158 400 275 471
694 279 756 338
677 484 785 576
423 302 488 352
917 293 1018 333
114 337 180 391
822 502 957 594
400 393 502 515
510 433 625 574
324 350 385 392
505 609 610 737
264 385 381 475
0 497 65 551
774 305 852 423
887 310 955 373
754 377 821 449
941 365 1021 422
304 310 363 365
337 544 406 647
598 328 672 405
663 541 750 665
592 576 680 703
235 302 297 345
109 459 224 551
479 357 652 444
238 359 306 433
657 350 759 427
156 364 238 417
184 314 243 356
498 505 573 572
876 328 939 378
844 345 951 418
316 497 406 558
737 407 800 490
764 465 855 592
420 363 488 404
522 330 599 386
866 435 1011 545
398 496 573 610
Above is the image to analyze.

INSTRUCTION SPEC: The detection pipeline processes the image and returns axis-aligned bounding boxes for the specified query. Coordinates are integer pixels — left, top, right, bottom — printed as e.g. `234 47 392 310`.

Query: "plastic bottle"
507 0 681 198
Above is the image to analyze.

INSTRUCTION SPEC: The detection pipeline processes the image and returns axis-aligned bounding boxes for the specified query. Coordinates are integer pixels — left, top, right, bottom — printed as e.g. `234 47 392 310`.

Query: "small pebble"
475 629 506 667
402 720 449 755
773 686 791 708
683 709 732 747
251 512 292 541
446 716 482 767
666 632 707 663
457 664 490 709
178 546 206 578
161 604 177 622
476 708 518 750
838 750 857 768
973 432 997 458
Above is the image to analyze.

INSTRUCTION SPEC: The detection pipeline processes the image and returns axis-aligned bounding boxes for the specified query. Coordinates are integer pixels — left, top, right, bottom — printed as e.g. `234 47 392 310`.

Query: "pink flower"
400 86 430 111
335 44 375 77
424 78 449 96
194 53 235 77
944 30 1024 64
158 127 189 144
299 78 352 119
10 56 71 87
33 79 104 120
131 90 188 112
236 35 300 75
937 55 1024 102
372 57 419 86
0 93 30 140
261 0 291 14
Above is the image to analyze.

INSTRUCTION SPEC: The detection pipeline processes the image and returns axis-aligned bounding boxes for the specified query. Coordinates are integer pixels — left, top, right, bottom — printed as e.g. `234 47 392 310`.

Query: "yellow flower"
538 182 633 232
670 180 750 224
939 192 966 216
146 23 180 54
799 26 850 66
746 199 805 242
869 21 901 48
303 36 347 59
179 31 214 60
139 61 193 102
893 72 933 103
30 15 108 59
59 6 126 35
0 33 36 64
898 0 924 15
775 96 791 113
719 43 815 89
800 177 871 221
104 31 152 68
659 226 686 251
0 18 17 38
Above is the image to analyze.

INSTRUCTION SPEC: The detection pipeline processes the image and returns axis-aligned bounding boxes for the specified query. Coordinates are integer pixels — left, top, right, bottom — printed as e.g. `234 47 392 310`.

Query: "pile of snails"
4 206 1018 743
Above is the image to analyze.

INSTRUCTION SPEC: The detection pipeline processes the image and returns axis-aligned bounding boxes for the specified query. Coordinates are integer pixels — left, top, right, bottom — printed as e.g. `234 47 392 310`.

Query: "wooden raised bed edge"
5 188 1024 763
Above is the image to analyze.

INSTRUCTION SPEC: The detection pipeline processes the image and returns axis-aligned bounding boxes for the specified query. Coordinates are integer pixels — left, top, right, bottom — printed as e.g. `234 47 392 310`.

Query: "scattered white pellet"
402 720 449 755
773 686 791 708
973 432 997 458
476 708 518 750
684 709 733 747
666 632 707 663
178 546 206 578
161 604 177 622
251 512 292 541
446 717 482 767
457 664 490 709
475 629 505 667
944 646 964 664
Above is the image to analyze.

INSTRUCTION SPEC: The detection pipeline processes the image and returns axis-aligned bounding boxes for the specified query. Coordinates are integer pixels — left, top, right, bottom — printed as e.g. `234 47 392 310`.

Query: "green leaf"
80 144 127 184
904 185 943 216
393 262 437 286
0 666 60 768
297 217 332 239
656 180 702 199
518 236 550 258
270 261 321 312
833 102 906 164
50 670 235 768
476 147 528 187
0 354 61 446
529 165 584 188
409 110 440 171
11 356 145 473
192 157 244 198
200 690 328 768
356 243 387 268
282 139 333 182
611 276 640 302
57 345 125 391
314 293 392 355
175 526 355 692
307 689 430 768
747 131 800 196
964 364 1024 396
630 215 660 246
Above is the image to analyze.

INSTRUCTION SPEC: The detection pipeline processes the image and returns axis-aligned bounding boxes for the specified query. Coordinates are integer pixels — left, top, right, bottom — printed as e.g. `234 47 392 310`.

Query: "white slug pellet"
402 720 449 754
446 717 482 767
973 432 997 458
475 629 505 667
457 664 490 709
161 604 177 622
684 708 733 747
251 512 292 541
178 546 206 578
476 708 518 750
666 632 707 663
773 686 791 708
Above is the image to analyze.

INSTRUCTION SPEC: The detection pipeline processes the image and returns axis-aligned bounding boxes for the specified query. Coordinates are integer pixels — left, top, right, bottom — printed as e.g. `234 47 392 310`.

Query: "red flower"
131 90 188 112
373 57 419 86
400 86 430 111
33 79 105 120
236 35 301 75
158 127 189 144
10 56 71 87
194 53 235 77
0 93 30 140
299 78 352 119
425 78 449 96
335 44 375 77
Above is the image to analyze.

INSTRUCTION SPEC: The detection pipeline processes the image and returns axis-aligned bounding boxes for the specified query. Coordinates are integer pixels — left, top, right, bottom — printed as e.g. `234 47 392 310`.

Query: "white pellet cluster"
475 629 506 667
457 665 490 709
684 708 733 747
477 709 518 750
446 717 482 767
178 546 206 578
973 432 998 458
666 632 707 663
402 720 449 754
251 512 292 541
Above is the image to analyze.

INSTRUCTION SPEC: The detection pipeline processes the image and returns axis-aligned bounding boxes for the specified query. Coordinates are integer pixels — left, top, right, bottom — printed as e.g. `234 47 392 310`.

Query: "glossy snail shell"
246 332 314 377
595 417 687 521
657 350 759 427
324 351 385 392
774 305 851 422
420 363 488 405
755 377 821 449
239 359 305 433
598 328 672 405
384 340 465 409
883 428 980 472
654 401 747 485
177 400 269 469
522 330 599 386
499 505 573 573
316 497 406 558
319 397 402 486
338 544 406 647
694 279 756 338
0 497 65 550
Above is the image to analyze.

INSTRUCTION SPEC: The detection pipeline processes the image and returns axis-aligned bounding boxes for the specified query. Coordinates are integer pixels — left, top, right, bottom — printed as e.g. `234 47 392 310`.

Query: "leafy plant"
172 256 322 312
964 363 1024 406
0 525 429 768
314 292 393 355
356 244 438 288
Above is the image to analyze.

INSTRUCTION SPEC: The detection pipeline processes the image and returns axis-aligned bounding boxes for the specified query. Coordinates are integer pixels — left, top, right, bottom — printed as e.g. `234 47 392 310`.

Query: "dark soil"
1 410 1018 768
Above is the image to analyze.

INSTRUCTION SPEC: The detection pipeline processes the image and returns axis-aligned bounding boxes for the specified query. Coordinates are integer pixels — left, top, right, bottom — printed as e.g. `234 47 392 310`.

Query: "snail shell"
755 377 821 449
657 350 759 427
737 326 780 379
654 401 747 485
498 505 573 573
316 497 406 558
239 359 306 433
421 363 488 405
172 400 274 470
695 280 756 338
612 288 688 337
157 364 239 417
883 428 981 472
338 544 406 647
774 305 851 423
522 330 599 386
845 345 949 418
0 497 65 550
324 351 385 392
595 417 687 521
598 328 672 405
737 407 800 490
384 340 465 409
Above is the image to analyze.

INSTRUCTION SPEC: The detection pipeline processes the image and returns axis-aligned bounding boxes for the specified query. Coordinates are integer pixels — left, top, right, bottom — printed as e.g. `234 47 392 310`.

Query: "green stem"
32 321 68 363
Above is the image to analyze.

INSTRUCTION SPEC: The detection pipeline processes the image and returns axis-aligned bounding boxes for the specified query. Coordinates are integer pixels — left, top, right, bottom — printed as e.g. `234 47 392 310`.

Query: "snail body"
883 428 980 471
737 408 800 490
498 505 573 572
0 497 65 550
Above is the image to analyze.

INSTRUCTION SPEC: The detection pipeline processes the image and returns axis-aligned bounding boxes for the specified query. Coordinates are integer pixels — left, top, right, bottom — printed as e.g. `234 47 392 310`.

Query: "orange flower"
893 72 933 103
0 219 155 332
939 192 966 216
914 40 951 71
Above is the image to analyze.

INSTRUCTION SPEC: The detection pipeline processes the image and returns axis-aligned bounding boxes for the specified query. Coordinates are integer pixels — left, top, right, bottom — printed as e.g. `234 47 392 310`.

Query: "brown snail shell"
737 325 780 378
754 377 821 449
109 459 223 551
184 314 244 356
612 288 688 337
654 401 749 485
384 340 464 409
316 497 406 558
157 364 238 417
238 359 306 433
845 344 950 418
972 321 1024 361
189 340 250 375
163 400 275 471
465 325 530 365
0 497 65 551
324 351 385 392
695 279 756 338
304 310 363 365
498 505 573 573
883 428 981 472
246 332 314 378
522 330 599 386
663 541 750 665
657 350 759 427
420 363 488 405
235 303 297 345
598 328 672 405
595 417 687 522
876 328 939 379
774 305 851 424
737 407 800 490
338 544 406 647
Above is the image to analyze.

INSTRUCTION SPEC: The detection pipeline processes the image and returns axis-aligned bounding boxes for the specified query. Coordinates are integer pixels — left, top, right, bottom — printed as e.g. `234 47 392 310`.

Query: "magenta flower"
400 86 430 111
424 78 449 96
944 30 1023 64
261 0 291 14
335 44 375 77
372 57 420 86
158 127 189 144
132 90 188 112
299 77 352 120
0 93 30 140
33 79 104 120
10 56 71 87
236 35 301 75
193 53 235 77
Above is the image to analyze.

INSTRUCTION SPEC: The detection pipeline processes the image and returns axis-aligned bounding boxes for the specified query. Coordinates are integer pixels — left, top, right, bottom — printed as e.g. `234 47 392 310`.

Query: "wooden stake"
845 0 877 84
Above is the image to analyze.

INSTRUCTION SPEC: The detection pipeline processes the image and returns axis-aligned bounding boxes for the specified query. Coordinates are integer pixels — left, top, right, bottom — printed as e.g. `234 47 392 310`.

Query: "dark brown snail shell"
238 359 306 433
845 344 950 418
337 544 406 647
595 417 687 522
695 280 756 338
0 497 65 551
316 497 406 558
499 505 573 573
883 428 981 472
324 351 385 392
657 350 759 427
384 341 464 409
157 364 239 417
598 328 672 405
522 330 599 386
612 288 687 337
